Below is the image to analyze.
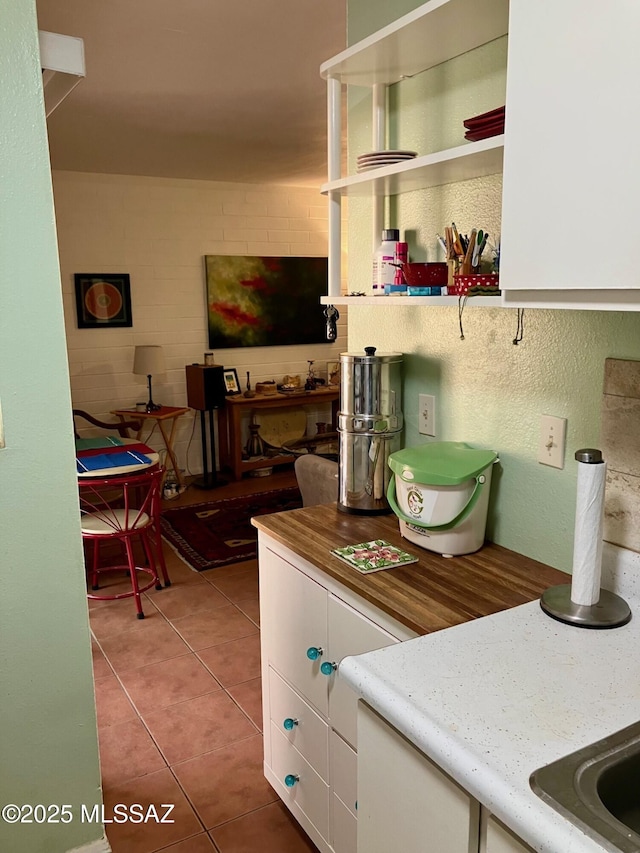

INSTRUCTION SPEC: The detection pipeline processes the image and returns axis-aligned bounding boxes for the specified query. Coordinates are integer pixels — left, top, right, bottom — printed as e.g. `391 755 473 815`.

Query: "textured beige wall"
53 171 346 472
346 1 640 572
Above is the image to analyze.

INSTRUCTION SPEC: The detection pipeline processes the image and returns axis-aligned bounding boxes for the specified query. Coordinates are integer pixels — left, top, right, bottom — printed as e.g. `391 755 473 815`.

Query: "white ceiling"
36 0 346 187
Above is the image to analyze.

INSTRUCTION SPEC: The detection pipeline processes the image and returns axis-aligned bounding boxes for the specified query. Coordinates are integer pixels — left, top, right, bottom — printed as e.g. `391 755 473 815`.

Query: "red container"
400 263 448 286
451 273 500 295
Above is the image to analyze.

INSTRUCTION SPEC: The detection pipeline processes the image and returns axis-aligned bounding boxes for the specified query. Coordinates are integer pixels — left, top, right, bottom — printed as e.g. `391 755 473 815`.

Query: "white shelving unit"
39 31 85 117
320 0 508 88
322 136 504 199
320 0 509 304
319 294 501 307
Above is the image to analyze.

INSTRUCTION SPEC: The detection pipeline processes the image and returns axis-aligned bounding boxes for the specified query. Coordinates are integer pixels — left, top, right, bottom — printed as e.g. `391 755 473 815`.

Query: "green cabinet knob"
306 646 323 660
284 774 299 788
321 660 337 675
283 717 299 731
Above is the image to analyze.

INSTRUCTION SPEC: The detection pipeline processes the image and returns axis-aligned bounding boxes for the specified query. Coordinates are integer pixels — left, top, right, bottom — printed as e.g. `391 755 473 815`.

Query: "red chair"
79 467 170 619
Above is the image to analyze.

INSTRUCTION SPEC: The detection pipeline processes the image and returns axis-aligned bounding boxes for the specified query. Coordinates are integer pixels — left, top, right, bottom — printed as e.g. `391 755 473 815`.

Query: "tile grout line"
91 599 268 848
89 473 295 851
94 638 266 849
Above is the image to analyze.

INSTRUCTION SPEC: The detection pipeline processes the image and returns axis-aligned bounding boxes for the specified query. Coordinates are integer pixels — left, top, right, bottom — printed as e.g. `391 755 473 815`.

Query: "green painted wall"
0 3 103 851
346 0 640 572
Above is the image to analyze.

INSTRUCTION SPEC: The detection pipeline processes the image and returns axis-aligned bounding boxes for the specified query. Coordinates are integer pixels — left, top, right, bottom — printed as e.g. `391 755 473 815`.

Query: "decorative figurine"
328 361 340 387
245 420 265 458
305 360 316 391
244 370 256 398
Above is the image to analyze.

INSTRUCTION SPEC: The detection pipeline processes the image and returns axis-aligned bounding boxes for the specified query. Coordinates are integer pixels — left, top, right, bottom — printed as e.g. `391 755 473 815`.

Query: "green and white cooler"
387 441 498 557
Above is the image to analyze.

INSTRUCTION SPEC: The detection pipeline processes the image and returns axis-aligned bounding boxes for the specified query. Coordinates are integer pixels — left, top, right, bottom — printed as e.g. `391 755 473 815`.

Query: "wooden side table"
217 388 339 481
112 406 190 487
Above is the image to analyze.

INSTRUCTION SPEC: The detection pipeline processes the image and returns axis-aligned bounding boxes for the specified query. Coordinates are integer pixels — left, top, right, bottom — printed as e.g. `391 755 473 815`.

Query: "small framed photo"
327 361 340 386
223 368 241 395
74 274 132 328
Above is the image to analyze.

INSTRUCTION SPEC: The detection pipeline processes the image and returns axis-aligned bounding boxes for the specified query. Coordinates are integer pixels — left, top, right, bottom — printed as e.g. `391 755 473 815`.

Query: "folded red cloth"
76 442 155 458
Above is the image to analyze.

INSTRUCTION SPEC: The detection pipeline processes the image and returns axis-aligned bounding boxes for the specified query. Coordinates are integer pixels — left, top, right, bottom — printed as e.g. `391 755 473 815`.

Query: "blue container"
407 286 442 296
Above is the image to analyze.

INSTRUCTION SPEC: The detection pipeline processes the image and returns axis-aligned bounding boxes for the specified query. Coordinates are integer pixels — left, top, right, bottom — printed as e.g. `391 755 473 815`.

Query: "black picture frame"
223 368 241 395
74 274 132 328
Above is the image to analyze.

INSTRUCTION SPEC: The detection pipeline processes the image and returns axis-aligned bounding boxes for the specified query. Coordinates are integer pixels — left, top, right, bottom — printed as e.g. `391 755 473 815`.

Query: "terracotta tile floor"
90 470 318 853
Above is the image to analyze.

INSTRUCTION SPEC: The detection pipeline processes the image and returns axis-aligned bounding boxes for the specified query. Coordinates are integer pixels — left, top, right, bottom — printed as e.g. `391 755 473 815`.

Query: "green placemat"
75 436 124 450
331 539 418 573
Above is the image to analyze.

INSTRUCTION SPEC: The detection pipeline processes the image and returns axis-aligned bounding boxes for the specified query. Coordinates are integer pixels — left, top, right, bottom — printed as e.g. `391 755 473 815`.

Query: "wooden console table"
112 406 190 487
218 388 339 480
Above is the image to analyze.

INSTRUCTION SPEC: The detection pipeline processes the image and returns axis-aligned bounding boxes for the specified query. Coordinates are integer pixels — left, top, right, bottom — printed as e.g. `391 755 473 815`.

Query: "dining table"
75 435 169 587
75 436 160 478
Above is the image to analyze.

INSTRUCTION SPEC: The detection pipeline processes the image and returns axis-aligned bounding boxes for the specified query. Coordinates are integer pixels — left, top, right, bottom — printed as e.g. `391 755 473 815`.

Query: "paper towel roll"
570 452 606 606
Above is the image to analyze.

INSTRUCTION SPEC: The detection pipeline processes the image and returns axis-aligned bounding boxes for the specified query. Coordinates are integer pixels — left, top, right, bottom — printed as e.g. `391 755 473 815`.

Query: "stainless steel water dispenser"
337 347 403 514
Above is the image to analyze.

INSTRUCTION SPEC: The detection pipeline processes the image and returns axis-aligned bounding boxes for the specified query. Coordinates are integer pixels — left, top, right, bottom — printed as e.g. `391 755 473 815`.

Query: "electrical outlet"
537 414 567 469
419 394 436 436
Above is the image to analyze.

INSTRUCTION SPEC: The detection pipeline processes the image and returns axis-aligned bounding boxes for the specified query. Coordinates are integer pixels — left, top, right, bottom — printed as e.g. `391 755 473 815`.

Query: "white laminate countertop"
339 543 640 853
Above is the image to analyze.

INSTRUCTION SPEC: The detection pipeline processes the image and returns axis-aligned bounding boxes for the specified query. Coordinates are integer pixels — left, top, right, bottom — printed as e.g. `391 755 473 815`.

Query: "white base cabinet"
357 703 534 853
358 703 480 853
480 814 533 853
258 535 417 853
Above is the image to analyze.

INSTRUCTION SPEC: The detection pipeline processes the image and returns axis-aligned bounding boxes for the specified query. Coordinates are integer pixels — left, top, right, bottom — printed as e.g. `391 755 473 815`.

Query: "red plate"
464 123 505 142
463 106 505 129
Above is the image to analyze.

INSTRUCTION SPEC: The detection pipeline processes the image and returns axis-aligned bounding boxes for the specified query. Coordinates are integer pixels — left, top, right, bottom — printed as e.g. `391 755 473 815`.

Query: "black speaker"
186 364 226 411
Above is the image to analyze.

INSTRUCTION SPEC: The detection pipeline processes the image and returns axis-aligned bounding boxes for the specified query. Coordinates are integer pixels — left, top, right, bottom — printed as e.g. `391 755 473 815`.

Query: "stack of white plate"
356 150 417 173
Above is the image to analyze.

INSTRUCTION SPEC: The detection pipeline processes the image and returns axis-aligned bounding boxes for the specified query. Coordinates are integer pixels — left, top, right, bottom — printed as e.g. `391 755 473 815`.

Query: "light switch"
418 394 436 436
538 415 566 469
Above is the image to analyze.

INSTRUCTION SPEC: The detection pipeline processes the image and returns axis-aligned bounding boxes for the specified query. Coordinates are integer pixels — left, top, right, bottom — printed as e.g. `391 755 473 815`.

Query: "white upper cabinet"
500 0 640 310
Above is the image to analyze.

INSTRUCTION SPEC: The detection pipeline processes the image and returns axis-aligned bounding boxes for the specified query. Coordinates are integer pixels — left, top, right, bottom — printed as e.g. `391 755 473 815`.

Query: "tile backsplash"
601 358 640 553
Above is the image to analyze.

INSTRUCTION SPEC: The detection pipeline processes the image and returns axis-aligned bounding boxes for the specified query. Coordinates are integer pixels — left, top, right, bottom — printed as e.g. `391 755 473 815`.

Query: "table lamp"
133 345 165 412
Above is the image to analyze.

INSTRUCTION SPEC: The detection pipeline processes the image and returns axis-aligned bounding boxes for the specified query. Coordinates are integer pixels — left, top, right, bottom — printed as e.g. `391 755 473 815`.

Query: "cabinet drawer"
269 666 329 780
260 546 329 715
332 793 357 853
270 721 330 840
330 730 357 817
329 593 399 748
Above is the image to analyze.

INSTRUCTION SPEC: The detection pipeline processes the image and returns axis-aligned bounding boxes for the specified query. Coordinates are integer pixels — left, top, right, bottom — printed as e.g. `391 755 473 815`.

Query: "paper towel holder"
540 448 632 629
540 585 631 629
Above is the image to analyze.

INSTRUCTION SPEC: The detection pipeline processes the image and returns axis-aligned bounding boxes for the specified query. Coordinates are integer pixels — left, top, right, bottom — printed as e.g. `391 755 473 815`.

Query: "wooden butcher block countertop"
252 504 569 636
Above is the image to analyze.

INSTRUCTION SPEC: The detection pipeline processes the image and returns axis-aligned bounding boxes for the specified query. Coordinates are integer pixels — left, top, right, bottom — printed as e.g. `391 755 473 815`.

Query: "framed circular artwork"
74 274 132 328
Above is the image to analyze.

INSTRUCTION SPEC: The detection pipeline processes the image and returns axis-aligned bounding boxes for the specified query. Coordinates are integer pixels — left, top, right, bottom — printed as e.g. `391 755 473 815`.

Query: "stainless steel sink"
530 720 640 852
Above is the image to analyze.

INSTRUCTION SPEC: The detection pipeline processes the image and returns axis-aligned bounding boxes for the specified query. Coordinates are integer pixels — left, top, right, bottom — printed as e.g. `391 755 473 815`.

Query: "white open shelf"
39 30 85 117
322 136 504 198
320 0 509 87
320 295 502 306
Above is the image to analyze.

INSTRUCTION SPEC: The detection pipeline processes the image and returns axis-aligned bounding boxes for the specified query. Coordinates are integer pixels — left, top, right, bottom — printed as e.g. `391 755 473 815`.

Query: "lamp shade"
133 345 166 377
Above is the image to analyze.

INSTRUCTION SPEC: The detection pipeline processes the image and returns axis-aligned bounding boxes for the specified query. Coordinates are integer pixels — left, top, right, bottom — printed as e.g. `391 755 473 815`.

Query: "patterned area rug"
159 486 302 571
